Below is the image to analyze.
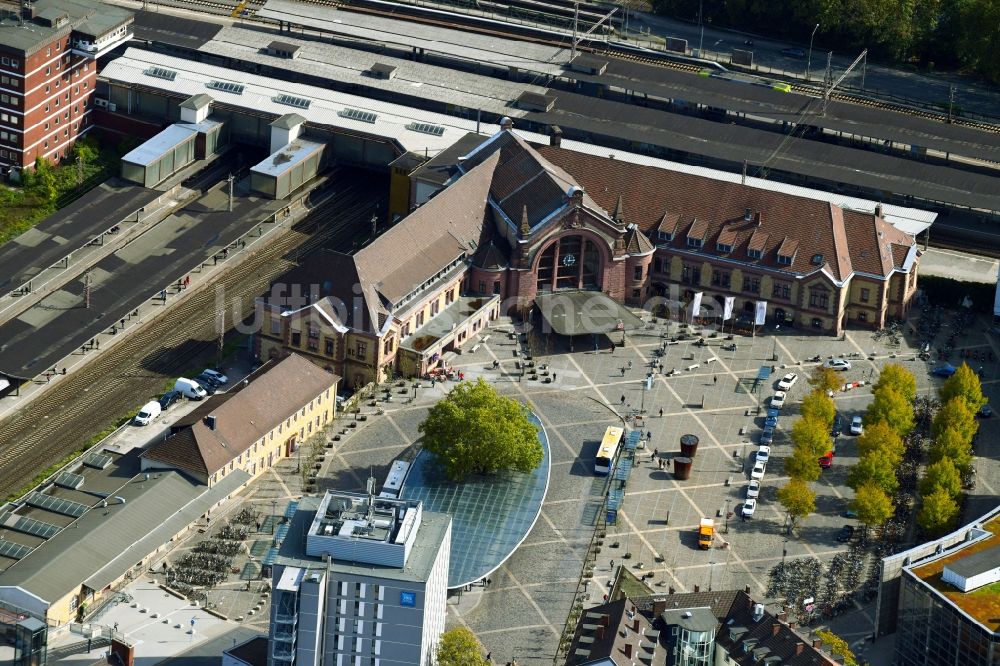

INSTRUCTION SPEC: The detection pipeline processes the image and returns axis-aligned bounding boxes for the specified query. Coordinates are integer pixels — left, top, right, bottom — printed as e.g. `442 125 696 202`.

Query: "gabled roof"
565 598 657 666
533 143 917 283
142 354 338 479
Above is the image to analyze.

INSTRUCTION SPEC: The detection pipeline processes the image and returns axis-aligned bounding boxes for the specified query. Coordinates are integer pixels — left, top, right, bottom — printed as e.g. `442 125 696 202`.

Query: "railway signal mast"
823 49 867 116
571 3 618 61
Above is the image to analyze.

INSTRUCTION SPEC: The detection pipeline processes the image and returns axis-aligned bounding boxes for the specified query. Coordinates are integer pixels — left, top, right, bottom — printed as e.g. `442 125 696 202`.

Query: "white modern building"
268 487 451 666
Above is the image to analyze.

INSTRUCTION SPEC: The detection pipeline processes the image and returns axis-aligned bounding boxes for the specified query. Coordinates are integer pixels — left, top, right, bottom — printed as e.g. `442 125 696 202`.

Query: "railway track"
0 170 382 500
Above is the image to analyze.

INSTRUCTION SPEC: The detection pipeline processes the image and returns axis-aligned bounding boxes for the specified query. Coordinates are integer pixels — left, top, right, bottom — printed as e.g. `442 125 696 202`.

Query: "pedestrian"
653 448 658 458
552 372 557 381
621 367 626 377
714 375 718 385
610 559 615 570
486 654 492 662
659 363 664 374
658 407 663 418
620 395 625 405
113 623 118 632
628 360 633 370
647 430 652 441
487 577 492 587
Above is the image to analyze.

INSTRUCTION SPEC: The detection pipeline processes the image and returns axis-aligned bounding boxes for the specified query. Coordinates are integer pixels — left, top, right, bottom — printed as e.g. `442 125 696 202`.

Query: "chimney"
772 623 780 637
788 622 796 630
754 211 762 225
875 203 883 218
813 639 822 649
623 644 633 659
633 618 640 632
668 587 675 595
550 125 563 147
595 625 604 640
744 585 751 594
694 585 700 593
206 415 217 430
601 614 610 627
795 643 805 655
500 116 513 131
777 612 787 622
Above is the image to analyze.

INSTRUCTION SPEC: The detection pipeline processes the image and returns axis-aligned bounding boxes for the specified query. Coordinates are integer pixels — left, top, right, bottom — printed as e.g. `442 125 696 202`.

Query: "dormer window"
687 237 703 248
777 254 793 265
658 231 674 242
716 243 733 253
748 248 763 260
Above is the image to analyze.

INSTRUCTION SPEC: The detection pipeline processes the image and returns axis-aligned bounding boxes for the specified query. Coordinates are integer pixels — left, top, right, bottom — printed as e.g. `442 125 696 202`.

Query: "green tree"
874 363 917 402
419 379 542 482
800 390 835 429
29 157 57 205
919 458 962 499
815 629 859 666
851 482 894 530
855 421 905 468
437 628 487 666
777 478 816 534
917 487 960 535
70 135 99 165
931 398 977 444
940 363 987 415
847 455 899 495
790 416 832 458
809 366 841 395
947 0 1000 83
927 426 973 475
783 445 822 483
865 386 914 436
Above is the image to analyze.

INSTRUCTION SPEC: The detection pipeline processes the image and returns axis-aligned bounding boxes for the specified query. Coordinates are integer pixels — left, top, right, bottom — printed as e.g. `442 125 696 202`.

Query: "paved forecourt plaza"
320 309 993 664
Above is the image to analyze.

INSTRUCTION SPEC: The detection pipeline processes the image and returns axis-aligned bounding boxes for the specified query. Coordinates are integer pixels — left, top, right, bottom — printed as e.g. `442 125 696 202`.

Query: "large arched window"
536 235 602 293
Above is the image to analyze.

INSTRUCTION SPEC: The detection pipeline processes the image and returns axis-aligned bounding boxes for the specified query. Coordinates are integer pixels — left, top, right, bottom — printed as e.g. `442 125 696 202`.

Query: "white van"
174 377 208 400
134 401 162 426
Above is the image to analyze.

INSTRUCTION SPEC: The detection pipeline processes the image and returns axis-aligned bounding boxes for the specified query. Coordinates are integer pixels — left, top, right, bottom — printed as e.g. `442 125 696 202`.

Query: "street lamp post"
697 0 704 56
271 499 277 536
782 537 788 565
724 499 731 534
806 23 819 81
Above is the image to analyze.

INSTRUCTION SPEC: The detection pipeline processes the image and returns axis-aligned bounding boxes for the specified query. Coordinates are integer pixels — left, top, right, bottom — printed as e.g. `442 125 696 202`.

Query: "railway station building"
141 353 339 486
258 127 922 384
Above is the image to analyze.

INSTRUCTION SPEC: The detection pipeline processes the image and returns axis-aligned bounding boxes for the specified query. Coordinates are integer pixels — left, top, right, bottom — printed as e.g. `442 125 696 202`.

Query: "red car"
819 453 834 468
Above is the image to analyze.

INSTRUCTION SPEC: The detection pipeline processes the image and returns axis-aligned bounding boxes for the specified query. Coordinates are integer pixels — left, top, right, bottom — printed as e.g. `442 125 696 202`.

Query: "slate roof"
565 598 658 666
534 144 916 285
142 354 338 479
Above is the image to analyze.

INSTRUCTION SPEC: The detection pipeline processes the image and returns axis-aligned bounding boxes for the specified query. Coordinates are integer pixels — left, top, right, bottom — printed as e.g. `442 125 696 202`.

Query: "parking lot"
327 308 1000 664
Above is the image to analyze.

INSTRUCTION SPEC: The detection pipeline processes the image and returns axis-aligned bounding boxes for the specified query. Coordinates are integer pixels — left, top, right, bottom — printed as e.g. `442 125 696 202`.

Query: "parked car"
764 414 778 429
777 373 798 390
201 368 229 384
133 401 162 426
175 377 208 400
836 525 856 543
978 404 993 418
159 390 181 410
746 480 760 498
742 498 757 518
850 416 864 435
195 372 223 388
824 359 852 371
193 377 217 395
844 508 859 519
760 426 775 446
819 452 834 469
751 461 766 480
770 391 787 409
931 364 957 377
781 47 806 58
831 413 844 437
756 445 771 465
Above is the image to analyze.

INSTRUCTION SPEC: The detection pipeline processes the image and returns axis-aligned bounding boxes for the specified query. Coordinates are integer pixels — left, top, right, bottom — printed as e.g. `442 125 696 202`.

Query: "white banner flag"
723 296 735 321
691 292 703 323
754 300 768 326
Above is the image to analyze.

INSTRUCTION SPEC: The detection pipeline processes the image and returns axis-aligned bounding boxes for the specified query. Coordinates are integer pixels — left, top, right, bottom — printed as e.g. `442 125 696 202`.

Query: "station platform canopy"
535 290 645 336
400 413 550 588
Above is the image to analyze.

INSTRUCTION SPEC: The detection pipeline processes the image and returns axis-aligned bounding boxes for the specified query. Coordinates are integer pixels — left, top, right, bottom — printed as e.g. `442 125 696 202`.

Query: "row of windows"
0 94 19 107
0 57 20 68
0 111 17 126
0 75 18 89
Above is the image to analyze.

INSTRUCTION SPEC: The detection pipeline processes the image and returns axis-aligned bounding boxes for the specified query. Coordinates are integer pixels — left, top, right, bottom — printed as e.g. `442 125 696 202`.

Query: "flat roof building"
269 489 451 666
881 505 1000 666
0 0 133 174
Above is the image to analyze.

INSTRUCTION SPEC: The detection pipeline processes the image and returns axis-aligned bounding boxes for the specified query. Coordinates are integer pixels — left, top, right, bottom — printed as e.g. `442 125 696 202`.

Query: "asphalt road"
623 11 1000 120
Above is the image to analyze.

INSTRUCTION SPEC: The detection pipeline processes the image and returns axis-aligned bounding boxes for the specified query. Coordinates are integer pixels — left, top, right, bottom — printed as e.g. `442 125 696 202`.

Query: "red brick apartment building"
0 0 133 177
